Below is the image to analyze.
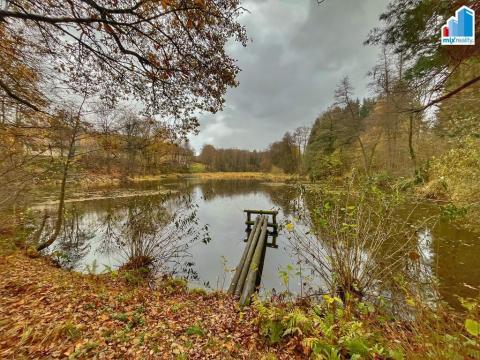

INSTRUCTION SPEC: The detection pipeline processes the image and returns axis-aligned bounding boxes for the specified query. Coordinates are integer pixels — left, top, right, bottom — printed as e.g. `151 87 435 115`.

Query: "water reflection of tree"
98 194 209 279
53 208 95 270
263 185 300 216
287 189 439 311
172 179 300 215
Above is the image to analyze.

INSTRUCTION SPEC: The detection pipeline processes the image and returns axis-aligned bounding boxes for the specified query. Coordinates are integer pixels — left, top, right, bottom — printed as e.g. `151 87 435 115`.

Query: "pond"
32 179 310 296
30 178 480 307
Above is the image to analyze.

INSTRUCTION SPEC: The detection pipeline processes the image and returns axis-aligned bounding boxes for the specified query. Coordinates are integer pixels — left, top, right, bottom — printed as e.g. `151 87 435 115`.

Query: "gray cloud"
190 0 389 152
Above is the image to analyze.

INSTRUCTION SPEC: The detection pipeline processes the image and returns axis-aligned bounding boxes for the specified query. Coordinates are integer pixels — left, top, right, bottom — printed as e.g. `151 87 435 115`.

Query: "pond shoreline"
130 172 304 183
2 177 479 359
30 189 177 208
29 171 301 209
73 172 304 188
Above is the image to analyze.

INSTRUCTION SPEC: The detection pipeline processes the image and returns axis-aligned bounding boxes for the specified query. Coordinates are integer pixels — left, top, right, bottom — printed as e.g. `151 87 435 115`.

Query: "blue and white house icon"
441 6 475 45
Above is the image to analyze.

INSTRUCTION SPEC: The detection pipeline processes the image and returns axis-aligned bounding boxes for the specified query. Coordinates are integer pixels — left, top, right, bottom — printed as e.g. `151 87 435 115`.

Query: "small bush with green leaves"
254 293 480 359
254 295 399 359
122 268 150 286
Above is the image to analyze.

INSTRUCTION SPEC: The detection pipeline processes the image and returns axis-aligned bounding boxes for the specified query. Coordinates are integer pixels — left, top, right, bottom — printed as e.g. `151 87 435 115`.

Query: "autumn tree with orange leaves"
0 0 247 131
0 0 247 250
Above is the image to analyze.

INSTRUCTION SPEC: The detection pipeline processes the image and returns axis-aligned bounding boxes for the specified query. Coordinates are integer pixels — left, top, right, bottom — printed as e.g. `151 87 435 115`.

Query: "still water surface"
32 178 480 307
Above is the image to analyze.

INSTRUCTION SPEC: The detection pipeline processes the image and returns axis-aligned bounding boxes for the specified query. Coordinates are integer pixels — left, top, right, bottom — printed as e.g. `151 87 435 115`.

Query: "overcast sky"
189 0 390 152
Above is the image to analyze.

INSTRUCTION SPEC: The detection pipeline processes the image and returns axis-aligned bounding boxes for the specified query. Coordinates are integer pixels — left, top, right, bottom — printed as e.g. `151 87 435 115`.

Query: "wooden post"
234 216 266 297
245 211 252 232
239 218 269 306
244 210 278 231
266 232 278 249
228 216 260 295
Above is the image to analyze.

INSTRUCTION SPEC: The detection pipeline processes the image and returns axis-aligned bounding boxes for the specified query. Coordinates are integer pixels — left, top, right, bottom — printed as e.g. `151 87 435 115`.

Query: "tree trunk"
367 133 382 172
357 136 370 176
37 117 79 251
31 211 48 245
408 113 417 173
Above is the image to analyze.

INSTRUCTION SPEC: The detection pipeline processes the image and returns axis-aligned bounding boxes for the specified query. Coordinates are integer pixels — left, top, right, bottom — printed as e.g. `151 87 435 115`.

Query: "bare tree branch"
412 75 480 113
0 79 40 112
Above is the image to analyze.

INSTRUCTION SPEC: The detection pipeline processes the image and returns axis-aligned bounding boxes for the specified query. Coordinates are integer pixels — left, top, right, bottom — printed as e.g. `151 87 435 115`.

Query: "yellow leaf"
465 319 480 337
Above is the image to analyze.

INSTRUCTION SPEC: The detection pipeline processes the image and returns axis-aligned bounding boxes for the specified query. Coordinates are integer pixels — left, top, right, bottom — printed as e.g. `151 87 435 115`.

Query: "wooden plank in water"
244 210 278 230
234 215 266 297
245 220 278 228
228 216 260 295
239 217 269 306
244 209 278 216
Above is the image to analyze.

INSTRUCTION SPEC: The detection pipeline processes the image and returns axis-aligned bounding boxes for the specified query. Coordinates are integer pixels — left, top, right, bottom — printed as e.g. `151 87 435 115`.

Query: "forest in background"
195 59 480 233
0 0 479 240
197 126 309 173
1 1 480 359
1 0 479 241
195 2 480 233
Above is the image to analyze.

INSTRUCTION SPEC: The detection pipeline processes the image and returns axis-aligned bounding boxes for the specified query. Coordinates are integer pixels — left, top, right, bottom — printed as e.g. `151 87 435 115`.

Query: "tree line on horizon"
197 126 310 174
197 0 480 193
1 0 480 249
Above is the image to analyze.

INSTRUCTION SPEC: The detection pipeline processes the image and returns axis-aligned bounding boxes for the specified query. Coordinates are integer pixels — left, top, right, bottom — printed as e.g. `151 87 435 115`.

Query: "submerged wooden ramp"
228 210 278 306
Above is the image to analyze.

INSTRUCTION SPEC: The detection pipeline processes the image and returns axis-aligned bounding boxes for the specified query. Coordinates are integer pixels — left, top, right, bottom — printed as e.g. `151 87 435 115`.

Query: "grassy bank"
130 172 304 183
72 171 303 188
1 251 479 359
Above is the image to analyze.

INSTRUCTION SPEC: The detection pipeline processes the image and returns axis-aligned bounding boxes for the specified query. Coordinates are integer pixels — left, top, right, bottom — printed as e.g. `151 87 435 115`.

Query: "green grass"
189 162 206 173
185 325 205 337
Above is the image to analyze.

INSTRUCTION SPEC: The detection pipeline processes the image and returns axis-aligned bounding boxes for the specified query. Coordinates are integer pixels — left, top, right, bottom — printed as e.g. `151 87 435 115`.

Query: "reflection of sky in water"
176 186 305 294
418 228 434 282
58 210 125 272
37 180 480 306
49 181 306 295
